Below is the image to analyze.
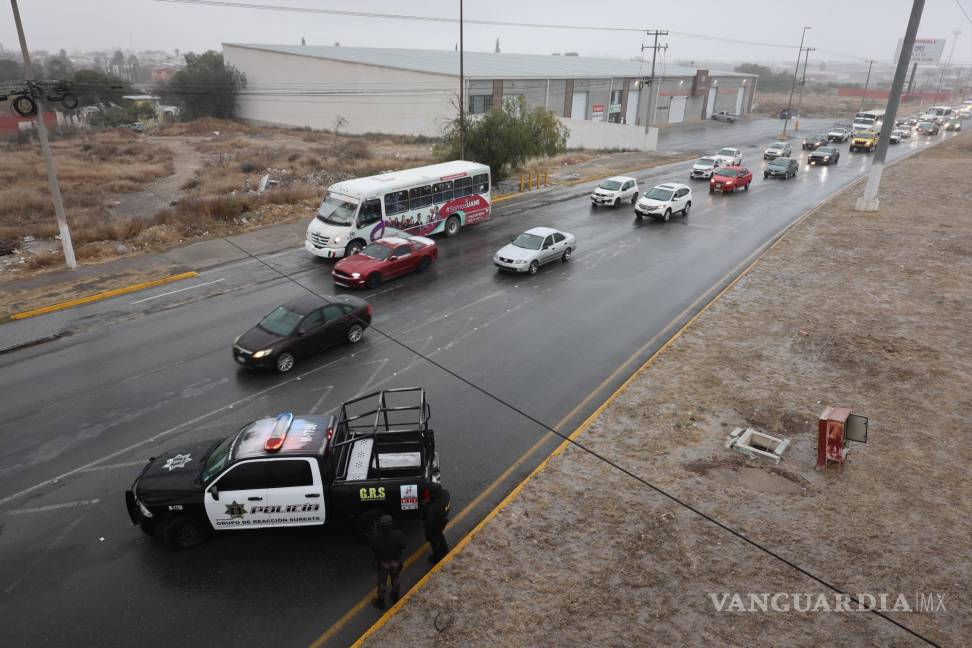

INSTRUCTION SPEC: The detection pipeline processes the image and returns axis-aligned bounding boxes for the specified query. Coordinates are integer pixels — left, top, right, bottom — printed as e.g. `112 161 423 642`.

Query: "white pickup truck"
713 147 743 167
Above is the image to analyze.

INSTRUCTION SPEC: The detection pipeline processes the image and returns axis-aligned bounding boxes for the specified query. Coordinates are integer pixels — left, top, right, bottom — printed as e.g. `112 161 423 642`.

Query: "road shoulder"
359 133 972 647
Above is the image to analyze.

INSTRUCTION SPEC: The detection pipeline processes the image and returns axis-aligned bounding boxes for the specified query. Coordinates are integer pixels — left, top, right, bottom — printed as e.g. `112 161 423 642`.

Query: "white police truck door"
262 458 326 526
204 460 272 530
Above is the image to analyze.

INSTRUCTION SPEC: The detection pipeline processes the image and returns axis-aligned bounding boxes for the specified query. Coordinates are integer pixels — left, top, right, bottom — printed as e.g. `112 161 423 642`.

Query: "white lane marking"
8 499 101 515
0 352 352 508
308 385 335 415
352 358 390 397
5 513 87 594
78 460 146 473
439 289 506 319
130 278 226 304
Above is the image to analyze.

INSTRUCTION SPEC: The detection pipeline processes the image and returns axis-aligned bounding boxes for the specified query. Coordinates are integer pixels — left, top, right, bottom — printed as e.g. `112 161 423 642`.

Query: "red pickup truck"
332 235 438 289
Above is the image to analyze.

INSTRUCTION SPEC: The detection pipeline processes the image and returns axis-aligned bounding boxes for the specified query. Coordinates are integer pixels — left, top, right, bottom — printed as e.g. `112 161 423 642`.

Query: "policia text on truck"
125 388 442 549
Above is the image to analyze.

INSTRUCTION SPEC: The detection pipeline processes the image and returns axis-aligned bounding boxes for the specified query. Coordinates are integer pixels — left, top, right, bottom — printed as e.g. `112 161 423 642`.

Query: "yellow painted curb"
491 192 525 204
9 271 199 321
349 169 866 648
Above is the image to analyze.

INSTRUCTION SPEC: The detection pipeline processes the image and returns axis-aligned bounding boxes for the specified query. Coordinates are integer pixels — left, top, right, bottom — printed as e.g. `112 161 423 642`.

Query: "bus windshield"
317 192 359 226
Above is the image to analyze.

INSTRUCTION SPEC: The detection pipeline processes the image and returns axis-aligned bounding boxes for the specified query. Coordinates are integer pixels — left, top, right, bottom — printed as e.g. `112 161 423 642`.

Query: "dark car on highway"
764 158 800 180
916 120 940 135
802 134 828 150
808 146 840 166
233 294 371 373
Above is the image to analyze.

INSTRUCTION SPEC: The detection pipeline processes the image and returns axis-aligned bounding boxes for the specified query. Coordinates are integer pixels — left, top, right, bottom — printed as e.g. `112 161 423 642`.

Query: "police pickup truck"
125 388 441 549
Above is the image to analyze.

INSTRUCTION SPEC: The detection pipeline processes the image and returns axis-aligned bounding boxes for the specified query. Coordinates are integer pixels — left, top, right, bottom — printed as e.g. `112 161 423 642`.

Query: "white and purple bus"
305 161 491 259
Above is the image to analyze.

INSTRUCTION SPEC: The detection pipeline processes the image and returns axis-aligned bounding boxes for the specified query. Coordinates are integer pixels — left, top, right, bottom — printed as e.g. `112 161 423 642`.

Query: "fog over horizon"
2 0 971 68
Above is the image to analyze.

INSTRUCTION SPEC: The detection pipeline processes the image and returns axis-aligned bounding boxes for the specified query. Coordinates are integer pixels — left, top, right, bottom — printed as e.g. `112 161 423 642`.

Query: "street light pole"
859 59 875 112
781 26 811 138
458 0 465 160
794 47 815 131
10 0 76 268
855 0 925 212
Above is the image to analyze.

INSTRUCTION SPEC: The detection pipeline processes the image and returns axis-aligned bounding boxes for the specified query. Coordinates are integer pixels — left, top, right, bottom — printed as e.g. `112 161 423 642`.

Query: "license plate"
715 184 722 188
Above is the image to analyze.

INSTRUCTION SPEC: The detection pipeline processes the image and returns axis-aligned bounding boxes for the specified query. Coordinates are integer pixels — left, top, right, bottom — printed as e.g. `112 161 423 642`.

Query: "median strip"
7 271 198 321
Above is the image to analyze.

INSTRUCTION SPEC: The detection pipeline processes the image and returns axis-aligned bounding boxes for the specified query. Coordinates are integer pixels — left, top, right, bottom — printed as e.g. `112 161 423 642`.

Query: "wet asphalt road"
0 120 955 648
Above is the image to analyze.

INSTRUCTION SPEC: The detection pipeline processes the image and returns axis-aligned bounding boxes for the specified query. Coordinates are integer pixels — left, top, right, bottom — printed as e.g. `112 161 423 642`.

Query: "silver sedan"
493 226 576 274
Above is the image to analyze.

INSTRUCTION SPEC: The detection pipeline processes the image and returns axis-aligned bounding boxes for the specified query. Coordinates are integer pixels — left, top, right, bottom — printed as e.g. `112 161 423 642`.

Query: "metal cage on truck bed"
332 388 436 482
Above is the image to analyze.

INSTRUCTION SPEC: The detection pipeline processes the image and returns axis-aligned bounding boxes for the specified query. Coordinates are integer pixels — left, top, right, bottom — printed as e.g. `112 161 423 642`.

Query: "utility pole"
855 0 925 212
10 0 76 268
781 26 811 138
935 30 961 102
859 59 876 112
641 30 668 133
794 47 815 131
458 0 465 160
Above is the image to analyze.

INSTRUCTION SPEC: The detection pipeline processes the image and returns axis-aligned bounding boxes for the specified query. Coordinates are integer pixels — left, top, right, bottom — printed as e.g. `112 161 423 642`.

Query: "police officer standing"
422 484 451 564
368 514 406 610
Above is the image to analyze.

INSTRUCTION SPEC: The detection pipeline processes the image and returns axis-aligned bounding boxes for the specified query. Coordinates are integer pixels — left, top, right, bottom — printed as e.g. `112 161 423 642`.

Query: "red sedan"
332 235 437 288
709 166 753 193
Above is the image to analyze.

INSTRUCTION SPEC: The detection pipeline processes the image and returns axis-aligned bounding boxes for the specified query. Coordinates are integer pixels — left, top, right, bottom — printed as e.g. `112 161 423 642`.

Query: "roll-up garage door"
668 95 687 123
715 90 737 112
571 91 588 119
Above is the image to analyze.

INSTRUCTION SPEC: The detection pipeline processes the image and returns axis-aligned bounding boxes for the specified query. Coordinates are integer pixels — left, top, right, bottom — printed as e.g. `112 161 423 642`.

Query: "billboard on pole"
894 38 946 65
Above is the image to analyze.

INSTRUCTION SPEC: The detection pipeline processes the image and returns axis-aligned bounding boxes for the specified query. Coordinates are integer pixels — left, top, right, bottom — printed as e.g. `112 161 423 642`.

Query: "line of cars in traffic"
233 104 968 376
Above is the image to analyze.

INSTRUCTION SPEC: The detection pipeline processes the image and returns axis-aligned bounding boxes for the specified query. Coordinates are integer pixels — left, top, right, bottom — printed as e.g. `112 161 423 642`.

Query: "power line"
954 0 972 25
104 162 936 648
153 0 644 32
149 0 869 58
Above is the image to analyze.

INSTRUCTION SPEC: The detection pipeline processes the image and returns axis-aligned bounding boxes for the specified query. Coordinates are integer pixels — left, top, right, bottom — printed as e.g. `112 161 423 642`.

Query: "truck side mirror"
209 486 219 501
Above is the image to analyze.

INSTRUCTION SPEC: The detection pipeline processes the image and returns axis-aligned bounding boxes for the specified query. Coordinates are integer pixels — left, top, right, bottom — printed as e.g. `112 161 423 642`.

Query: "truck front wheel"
160 514 210 550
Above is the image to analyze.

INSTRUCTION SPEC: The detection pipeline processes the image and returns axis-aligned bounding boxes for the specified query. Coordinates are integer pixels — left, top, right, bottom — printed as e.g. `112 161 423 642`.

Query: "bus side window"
454 177 472 198
409 185 432 210
384 191 407 215
358 199 382 227
473 173 490 194
432 181 453 204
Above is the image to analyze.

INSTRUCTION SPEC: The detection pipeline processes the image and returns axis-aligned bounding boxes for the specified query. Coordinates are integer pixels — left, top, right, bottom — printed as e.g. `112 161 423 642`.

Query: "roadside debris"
725 427 789 464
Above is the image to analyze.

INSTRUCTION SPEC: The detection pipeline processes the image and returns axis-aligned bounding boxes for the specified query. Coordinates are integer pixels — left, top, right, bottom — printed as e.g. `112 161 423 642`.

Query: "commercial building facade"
223 44 758 149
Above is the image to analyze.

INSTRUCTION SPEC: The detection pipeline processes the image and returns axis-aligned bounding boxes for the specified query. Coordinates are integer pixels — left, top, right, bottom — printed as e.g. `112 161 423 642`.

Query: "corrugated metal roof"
224 44 753 80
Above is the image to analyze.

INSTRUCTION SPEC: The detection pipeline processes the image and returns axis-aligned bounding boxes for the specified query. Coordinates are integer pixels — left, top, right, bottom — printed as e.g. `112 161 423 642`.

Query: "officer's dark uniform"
421 484 451 563
368 515 406 609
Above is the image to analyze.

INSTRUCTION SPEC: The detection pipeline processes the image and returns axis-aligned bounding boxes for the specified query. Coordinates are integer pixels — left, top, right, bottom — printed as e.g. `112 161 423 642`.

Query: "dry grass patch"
752 92 929 119
0 130 174 244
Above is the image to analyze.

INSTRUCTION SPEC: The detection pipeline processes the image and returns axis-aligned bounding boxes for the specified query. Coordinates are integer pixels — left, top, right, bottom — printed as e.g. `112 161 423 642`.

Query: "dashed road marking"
7 499 101 515
130 278 226 305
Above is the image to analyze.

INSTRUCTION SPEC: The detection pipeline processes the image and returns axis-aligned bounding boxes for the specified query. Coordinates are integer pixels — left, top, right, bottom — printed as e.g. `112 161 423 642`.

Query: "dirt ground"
752 92 928 119
0 120 435 281
362 133 972 647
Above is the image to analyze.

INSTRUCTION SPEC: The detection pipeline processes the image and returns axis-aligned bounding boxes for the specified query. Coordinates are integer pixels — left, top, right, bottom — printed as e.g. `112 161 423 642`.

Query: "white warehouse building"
223 44 758 150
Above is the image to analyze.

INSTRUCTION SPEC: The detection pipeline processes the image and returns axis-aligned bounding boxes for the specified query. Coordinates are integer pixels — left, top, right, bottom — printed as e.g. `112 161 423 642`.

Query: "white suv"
714 147 743 166
591 176 639 208
690 156 722 180
635 183 693 221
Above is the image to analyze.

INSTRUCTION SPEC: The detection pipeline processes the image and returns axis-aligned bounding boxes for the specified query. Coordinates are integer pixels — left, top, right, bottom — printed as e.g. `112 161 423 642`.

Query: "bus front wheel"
444 215 461 237
345 240 365 257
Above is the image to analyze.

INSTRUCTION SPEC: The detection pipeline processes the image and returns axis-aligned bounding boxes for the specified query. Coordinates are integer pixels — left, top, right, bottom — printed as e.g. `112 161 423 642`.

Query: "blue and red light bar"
265 412 294 452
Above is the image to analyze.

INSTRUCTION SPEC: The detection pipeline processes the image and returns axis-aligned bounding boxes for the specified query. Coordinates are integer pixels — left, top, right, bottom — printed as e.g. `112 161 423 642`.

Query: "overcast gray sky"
2 0 971 66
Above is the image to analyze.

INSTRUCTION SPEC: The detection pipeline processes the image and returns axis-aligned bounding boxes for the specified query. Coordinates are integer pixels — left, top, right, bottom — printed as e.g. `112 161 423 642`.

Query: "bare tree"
333 115 348 136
